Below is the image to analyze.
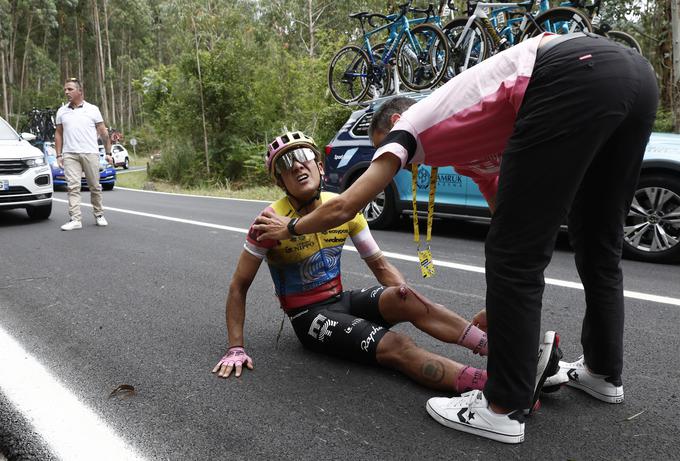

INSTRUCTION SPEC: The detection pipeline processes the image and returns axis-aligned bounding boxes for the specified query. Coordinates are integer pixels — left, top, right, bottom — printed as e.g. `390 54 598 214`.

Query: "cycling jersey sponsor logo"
308 314 338 343
370 287 383 298
344 318 364 334
360 326 383 352
301 246 342 284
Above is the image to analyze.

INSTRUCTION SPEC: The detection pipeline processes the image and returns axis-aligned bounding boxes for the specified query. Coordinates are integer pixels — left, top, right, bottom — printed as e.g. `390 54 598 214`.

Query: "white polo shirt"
55 101 104 154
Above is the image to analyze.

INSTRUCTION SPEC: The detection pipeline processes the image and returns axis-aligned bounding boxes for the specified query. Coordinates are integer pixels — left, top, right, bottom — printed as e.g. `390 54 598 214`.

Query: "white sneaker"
530 331 566 413
426 390 525 444
559 356 624 403
95 215 108 227
61 220 82 231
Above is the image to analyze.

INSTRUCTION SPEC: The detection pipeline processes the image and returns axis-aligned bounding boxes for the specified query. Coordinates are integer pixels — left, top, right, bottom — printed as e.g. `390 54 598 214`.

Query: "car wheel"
348 173 397 229
26 202 52 220
123 157 129 169
102 183 115 191
623 173 680 263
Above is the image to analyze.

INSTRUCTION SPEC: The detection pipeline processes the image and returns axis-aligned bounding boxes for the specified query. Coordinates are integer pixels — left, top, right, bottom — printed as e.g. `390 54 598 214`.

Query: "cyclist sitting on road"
211 131 491 394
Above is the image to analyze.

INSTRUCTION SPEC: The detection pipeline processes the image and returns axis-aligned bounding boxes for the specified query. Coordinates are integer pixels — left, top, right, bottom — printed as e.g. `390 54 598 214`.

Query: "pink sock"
455 366 488 393
458 323 488 356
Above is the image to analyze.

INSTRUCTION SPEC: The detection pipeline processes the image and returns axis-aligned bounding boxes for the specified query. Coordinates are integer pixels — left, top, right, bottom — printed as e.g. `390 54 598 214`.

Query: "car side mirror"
21 132 36 142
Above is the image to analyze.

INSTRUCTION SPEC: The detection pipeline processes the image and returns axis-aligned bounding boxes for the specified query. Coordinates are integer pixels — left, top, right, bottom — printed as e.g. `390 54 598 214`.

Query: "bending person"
254 33 658 443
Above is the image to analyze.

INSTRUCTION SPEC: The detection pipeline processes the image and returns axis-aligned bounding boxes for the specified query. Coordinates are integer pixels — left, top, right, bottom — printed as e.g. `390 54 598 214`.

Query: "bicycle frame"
455 1 534 50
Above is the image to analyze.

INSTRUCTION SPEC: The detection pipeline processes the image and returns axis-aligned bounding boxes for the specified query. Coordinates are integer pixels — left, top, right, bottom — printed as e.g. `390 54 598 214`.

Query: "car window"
351 112 373 138
0 117 19 141
113 145 122 152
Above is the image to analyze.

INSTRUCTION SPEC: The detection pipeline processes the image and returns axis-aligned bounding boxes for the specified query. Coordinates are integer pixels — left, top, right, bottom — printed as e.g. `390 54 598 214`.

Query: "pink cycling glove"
217 346 253 369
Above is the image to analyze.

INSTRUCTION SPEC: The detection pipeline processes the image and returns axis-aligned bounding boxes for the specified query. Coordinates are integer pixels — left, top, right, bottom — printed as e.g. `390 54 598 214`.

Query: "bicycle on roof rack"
442 0 592 77
328 0 450 105
559 0 642 53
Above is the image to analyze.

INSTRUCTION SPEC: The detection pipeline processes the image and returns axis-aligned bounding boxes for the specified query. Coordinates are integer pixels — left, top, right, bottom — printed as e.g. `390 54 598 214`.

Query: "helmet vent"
271 140 279 150
281 134 290 144
292 132 301 139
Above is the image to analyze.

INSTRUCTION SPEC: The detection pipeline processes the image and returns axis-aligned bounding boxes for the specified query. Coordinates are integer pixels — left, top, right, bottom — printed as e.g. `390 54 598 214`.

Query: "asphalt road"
1 187 679 460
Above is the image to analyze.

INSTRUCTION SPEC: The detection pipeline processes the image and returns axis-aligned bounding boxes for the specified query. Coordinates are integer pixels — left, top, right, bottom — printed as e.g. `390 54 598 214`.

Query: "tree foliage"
1 0 677 187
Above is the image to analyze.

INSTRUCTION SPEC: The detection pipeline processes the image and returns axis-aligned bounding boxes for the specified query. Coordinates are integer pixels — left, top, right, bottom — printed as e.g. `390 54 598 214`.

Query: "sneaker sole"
566 379 624 404
530 332 561 415
425 402 524 444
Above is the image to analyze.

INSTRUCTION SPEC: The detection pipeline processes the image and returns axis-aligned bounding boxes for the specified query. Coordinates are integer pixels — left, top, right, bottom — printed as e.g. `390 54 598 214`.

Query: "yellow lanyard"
411 164 438 278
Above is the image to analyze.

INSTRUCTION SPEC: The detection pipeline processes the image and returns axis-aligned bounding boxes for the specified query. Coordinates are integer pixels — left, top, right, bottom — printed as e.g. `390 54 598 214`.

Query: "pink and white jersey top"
373 33 549 202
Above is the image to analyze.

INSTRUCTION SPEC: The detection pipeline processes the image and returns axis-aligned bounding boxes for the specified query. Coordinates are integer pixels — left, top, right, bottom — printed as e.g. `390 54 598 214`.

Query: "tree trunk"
671 0 680 132
19 12 33 96
1 49 8 119
191 16 210 176
103 0 116 126
308 0 314 57
93 0 109 119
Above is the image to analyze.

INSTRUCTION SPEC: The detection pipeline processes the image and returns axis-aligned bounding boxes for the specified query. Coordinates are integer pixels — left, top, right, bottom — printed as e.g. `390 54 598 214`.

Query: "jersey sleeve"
91 105 104 124
243 208 278 259
372 117 419 169
348 213 382 260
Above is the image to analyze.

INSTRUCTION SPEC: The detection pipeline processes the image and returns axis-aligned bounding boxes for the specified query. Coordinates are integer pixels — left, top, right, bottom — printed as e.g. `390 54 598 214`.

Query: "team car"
42 141 116 190
324 96 680 263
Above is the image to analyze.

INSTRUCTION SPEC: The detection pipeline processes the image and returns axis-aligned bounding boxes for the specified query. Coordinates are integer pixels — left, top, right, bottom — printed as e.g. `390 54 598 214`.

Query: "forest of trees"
1 0 679 186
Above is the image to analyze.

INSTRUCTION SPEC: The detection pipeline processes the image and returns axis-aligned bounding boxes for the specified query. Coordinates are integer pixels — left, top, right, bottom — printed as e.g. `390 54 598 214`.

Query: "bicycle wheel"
520 7 592 40
396 23 450 92
367 43 395 99
328 45 371 105
605 30 642 54
442 17 492 81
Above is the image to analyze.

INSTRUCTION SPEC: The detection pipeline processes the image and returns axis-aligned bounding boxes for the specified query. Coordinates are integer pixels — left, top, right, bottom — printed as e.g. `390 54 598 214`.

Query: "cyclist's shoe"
426 390 525 444
61 220 82 231
529 330 563 414
559 356 624 404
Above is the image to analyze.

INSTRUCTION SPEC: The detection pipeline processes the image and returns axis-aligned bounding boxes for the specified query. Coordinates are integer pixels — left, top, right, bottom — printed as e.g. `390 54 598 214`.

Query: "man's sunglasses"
274 148 316 174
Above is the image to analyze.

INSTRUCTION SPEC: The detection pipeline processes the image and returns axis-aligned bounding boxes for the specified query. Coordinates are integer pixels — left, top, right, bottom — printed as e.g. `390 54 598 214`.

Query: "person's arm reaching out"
254 153 401 241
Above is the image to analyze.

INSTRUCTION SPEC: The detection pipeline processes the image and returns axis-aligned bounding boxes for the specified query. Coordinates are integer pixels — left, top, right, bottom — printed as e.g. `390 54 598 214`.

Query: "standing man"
254 32 658 443
55 77 110 230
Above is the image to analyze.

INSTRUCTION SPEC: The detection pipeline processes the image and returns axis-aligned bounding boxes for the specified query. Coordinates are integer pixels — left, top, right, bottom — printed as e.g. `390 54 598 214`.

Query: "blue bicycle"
328 1 450 105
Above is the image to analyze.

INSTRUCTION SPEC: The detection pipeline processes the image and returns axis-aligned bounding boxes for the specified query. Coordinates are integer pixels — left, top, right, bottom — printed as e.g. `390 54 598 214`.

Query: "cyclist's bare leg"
378 285 482 348
376 331 486 392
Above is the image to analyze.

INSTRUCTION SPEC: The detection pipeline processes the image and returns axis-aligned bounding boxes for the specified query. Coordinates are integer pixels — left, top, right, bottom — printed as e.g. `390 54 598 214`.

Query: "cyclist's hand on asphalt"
212 346 254 378
472 309 487 333
253 209 291 241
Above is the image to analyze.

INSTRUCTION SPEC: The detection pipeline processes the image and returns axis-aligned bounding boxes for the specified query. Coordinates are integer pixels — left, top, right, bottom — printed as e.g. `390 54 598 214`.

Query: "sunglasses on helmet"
274 148 317 174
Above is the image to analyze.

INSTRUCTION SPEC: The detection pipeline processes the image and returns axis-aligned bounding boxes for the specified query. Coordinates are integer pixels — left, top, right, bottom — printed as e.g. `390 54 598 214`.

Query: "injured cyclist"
211 131 490 393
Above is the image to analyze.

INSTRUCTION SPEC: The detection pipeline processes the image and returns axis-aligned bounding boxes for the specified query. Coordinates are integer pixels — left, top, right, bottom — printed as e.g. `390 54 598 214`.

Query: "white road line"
114 187 270 202
0 325 144 461
53 199 680 307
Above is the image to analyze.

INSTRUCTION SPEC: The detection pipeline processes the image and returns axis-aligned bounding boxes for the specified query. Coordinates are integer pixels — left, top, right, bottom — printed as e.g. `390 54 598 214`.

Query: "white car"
111 143 130 169
0 116 52 220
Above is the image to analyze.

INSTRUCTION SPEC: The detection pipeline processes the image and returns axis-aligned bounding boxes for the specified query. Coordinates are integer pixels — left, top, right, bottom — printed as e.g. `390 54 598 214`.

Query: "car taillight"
325 145 332 155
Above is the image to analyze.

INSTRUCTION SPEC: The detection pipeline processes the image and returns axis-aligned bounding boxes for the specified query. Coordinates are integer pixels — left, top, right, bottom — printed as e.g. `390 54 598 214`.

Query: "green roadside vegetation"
115 166 280 202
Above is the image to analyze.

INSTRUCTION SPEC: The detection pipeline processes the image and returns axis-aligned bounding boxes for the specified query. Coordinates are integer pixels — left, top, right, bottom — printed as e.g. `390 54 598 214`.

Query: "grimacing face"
278 155 324 201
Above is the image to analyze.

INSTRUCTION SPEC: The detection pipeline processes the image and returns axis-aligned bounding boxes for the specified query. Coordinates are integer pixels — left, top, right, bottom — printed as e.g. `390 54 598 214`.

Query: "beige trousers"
63 153 103 221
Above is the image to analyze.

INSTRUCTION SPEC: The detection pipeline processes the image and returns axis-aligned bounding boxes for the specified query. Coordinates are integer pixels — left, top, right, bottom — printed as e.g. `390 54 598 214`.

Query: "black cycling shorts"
288 286 392 365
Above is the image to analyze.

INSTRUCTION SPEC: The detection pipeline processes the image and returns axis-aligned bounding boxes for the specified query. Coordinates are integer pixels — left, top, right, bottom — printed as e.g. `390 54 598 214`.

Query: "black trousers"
483 35 658 410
